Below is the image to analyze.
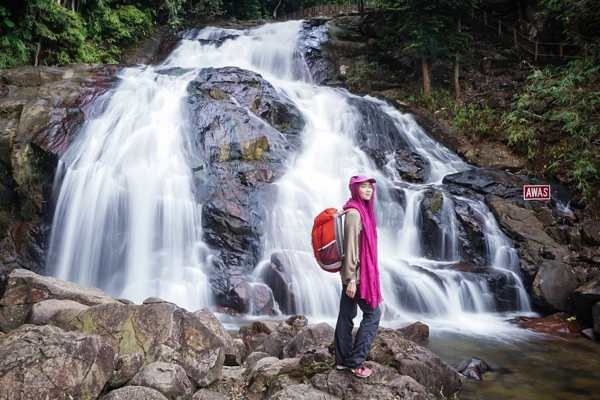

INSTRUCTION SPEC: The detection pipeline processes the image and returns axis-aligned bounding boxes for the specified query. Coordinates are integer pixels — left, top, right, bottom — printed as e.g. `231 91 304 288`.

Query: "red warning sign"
523 185 551 201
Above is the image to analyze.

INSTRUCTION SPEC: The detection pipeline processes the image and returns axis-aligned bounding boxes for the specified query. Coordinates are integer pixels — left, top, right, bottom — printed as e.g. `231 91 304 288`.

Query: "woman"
334 175 382 378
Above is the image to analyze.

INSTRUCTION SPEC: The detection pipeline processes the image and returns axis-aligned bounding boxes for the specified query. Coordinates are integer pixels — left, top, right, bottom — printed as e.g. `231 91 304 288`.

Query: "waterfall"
47 20 533 335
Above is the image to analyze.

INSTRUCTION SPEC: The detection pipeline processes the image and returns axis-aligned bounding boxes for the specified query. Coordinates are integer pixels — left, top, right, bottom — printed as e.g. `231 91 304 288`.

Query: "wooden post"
535 41 539 61
513 27 518 47
559 44 564 57
498 20 502 37
484 12 488 26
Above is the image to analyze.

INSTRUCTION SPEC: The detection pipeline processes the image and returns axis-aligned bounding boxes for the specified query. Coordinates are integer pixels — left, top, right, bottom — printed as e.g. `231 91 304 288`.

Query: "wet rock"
283 322 335 358
510 312 583 336
531 260 579 311
456 357 491 380
298 19 336 84
368 328 463 397
0 324 115 400
130 362 193 400
101 386 169 400
345 97 420 181
486 194 569 281
393 148 427 182
452 197 488 266
186 66 303 310
420 189 462 261
581 328 596 340
263 252 297 314
593 302 600 339
443 168 530 201
0 268 119 332
571 278 600 326
397 321 429 345
229 281 275 315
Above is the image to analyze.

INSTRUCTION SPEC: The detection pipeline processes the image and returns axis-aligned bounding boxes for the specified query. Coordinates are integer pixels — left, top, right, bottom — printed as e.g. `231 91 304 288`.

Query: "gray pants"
334 283 382 368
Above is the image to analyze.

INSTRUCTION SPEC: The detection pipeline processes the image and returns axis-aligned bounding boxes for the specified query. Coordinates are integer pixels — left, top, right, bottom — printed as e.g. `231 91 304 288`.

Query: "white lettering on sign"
523 185 551 200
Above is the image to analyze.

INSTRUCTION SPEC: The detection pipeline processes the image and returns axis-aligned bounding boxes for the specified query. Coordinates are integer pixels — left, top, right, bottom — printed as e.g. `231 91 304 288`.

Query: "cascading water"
47 19 535 335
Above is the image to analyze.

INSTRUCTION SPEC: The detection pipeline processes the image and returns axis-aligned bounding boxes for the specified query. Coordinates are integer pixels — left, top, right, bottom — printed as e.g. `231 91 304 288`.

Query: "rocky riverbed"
0 268 465 399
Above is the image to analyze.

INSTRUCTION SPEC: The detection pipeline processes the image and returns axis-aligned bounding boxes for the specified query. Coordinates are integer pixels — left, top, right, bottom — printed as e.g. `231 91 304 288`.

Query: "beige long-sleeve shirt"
341 208 362 285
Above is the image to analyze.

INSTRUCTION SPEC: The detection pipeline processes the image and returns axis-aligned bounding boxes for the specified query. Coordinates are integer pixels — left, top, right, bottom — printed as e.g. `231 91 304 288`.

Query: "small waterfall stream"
47 20 534 336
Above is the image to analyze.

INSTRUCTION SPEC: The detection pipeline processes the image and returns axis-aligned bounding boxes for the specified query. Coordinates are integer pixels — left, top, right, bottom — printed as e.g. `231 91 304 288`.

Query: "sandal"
351 366 373 378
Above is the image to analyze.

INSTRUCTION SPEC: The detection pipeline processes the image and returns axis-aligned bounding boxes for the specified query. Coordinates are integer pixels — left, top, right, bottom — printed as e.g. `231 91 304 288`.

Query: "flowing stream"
47 20 535 337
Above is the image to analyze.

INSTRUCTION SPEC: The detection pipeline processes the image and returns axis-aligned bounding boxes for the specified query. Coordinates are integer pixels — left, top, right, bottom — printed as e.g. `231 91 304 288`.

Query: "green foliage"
378 0 477 60
452 102 496 137
84 3 153 62
0 6 29 68
0 0 228 68
539 0 600 51
502 59 600 199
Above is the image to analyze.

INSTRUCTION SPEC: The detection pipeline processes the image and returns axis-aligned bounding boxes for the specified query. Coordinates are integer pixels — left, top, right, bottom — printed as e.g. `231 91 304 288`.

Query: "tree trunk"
34 41 41 66
453 55 461 100
454 18 462 100
273 0 283 19
421 57 431 98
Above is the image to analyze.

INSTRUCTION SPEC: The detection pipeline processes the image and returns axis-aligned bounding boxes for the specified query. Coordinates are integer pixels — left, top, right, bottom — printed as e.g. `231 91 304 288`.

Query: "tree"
380 0 477 98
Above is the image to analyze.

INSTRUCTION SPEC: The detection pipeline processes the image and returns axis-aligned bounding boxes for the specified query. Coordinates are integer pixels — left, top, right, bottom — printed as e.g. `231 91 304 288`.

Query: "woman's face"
358 182 374 201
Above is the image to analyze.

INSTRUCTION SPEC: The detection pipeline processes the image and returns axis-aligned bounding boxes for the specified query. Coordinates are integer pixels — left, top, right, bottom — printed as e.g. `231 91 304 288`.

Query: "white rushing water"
47 20 535 336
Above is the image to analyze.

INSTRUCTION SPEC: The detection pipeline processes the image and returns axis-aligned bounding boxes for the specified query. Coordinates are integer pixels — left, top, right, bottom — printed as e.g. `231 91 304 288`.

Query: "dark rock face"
0 65 122 275
346 96 427 183
297 19 336 85
571 279 600 326
456 357 491 380
263 252 297 314
185 66 304 311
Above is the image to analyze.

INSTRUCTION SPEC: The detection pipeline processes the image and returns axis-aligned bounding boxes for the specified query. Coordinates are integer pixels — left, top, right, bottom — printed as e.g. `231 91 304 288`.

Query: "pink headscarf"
342 175 382 309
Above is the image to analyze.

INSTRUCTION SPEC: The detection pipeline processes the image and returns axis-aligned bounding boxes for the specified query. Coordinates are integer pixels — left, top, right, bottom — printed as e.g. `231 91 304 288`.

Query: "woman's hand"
346 280 356 298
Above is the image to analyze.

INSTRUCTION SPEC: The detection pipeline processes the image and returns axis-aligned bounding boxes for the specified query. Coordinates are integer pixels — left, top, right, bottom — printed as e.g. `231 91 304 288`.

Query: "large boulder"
0 324 115 400
368 328 463 397
129 362 193 400
0 268 119 332
52 301 226 388
571 278 600 326
283 322 334 358
194 308 246 366
486 194 569 281
531 260 579 311
185 66 304 311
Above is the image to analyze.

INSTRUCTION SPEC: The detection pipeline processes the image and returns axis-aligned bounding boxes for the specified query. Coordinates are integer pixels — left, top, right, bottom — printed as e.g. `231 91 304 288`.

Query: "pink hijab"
342 175 382 309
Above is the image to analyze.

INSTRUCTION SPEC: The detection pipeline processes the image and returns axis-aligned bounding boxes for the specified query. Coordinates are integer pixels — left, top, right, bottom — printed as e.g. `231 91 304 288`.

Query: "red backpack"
311 208 349 273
